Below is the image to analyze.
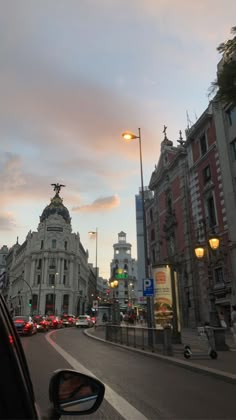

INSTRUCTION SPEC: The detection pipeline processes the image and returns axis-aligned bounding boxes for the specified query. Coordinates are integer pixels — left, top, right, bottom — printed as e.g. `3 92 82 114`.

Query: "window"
124 291 128 296
152 248 155 263
231 139 236 160
124 263 128 274
52 239 57 249
227 106 236 126
49 274 55 286
64 241 68 250
214 267 224 283
37 274 41 285
63 275 66 285
62 294 69 311
207 195 217 227
203 165 211 184
64 260 68 270
49 258 56 269
151 229 155 241
150 209 153 222
32 294 38 310
40 240 44 249
37 259 42 269
200 133 207 156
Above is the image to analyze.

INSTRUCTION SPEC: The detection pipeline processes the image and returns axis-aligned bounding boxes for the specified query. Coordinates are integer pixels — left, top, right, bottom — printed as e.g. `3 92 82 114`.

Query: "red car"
47 315 63 329
33 316 50 332
13 316 37 336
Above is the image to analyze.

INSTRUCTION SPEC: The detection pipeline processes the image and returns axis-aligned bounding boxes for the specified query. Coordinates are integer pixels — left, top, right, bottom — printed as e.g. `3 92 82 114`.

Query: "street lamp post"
53 272 59 315
88 229 98 281
89 229 98 317
194 230 220 326
122 129 155 329
110 280 120 324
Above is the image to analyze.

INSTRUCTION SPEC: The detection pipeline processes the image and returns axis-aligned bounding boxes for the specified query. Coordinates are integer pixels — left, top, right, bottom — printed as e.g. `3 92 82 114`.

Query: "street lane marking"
46 332 149 420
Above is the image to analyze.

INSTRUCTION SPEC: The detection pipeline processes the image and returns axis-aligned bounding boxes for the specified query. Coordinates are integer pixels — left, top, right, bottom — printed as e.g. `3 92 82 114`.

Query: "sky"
0 0 235 279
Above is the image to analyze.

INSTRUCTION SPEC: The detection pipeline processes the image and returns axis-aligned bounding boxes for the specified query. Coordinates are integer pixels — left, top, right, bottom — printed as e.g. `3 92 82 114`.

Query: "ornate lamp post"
194 232 220 326
110 280 120 324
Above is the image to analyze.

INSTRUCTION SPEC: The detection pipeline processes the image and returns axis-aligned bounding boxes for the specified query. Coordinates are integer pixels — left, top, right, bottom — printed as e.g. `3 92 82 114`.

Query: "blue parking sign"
143 278 154 297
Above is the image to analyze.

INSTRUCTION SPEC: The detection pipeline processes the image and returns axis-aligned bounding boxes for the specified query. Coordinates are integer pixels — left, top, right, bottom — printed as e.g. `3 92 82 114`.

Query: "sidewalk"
86 324 236 383
174 328 236 376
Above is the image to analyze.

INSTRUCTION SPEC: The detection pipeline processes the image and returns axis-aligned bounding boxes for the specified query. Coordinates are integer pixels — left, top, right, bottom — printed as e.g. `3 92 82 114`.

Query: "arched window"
62 294 69 313
45 294 54 314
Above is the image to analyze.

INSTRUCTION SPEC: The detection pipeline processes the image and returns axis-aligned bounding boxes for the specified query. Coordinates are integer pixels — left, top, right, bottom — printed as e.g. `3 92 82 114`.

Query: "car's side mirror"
49 369 105 416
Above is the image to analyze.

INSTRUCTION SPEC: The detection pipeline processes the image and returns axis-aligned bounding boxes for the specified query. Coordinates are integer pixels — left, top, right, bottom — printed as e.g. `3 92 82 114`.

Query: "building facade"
6 187 90 317
185 103 231 326
149 131 199 328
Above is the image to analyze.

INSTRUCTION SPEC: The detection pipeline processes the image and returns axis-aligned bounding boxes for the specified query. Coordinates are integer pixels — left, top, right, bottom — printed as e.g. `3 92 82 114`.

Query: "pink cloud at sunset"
72 195 120 213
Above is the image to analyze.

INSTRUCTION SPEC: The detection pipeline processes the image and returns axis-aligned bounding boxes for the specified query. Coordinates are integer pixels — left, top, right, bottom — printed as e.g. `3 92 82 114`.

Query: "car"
76 315 94 328
47 315 63 329
0 291 105 419
13 315 38 336
61 314 76 327
33 315 50 332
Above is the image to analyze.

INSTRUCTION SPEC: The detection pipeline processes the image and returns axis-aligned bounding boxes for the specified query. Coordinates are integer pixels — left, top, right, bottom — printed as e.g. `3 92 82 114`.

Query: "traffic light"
28 299 32 307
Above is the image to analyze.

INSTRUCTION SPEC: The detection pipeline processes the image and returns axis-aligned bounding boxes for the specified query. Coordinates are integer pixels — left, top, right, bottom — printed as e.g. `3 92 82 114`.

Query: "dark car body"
13 316 37 336
33 316 50 332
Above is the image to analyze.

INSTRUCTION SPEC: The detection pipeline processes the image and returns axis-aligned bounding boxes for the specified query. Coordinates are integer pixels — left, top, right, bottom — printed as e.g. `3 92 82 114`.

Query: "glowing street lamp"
122 128 154 329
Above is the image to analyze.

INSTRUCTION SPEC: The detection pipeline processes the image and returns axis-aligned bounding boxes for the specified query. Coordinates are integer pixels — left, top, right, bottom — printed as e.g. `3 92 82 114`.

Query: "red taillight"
9 335 14 344
25 323 31 329
15 319 25 323
53 320 57 324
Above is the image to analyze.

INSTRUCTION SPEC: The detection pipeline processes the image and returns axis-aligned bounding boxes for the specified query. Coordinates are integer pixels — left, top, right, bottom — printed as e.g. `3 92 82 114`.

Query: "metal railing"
105 324 173 355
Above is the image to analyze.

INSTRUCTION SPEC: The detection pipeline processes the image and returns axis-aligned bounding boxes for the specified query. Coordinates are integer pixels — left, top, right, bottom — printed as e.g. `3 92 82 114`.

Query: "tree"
210 27 236 105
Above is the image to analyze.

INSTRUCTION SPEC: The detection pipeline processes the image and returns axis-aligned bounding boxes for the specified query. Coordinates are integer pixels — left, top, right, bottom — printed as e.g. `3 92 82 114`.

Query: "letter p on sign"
143 278 154 296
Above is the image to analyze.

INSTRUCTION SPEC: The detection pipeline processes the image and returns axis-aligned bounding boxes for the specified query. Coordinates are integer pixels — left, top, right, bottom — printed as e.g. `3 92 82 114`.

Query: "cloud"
72 195 120 213
0 212 16 231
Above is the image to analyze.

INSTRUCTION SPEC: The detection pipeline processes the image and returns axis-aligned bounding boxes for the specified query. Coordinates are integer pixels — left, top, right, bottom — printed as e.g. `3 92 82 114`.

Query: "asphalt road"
22 328 236 419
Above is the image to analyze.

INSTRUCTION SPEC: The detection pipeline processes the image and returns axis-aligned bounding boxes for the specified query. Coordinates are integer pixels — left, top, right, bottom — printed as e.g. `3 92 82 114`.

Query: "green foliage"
210 27 236 105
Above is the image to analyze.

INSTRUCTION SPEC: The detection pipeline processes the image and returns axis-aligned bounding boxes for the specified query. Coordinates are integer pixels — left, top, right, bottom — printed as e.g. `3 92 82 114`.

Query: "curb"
84 328 236 385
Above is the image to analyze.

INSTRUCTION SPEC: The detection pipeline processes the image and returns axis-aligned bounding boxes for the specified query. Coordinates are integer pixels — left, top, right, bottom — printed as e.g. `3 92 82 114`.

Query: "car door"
0 294 39 419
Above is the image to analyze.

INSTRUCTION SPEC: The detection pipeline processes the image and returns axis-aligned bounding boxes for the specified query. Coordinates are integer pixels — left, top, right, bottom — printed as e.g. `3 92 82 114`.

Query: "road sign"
93 300 98 309
143 278 154 297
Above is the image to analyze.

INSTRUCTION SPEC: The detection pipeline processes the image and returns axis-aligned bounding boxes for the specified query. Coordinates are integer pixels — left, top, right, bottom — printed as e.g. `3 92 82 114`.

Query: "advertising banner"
152 266 173 326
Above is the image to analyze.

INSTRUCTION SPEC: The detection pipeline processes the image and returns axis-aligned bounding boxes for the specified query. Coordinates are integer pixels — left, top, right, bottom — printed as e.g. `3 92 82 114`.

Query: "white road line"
46 332 148 420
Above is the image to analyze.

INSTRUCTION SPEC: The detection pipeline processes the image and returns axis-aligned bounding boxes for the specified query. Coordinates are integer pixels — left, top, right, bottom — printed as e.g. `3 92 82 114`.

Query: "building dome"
40 193 71 224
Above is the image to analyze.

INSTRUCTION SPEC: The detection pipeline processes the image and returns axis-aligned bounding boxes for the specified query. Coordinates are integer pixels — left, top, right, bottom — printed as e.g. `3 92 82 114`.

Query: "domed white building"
8 185 89 316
